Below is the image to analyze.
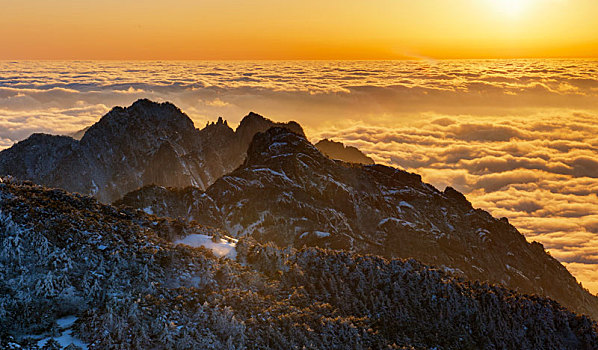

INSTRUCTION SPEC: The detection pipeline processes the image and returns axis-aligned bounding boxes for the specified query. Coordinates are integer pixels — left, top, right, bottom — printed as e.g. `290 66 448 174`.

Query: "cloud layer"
1 59 598 294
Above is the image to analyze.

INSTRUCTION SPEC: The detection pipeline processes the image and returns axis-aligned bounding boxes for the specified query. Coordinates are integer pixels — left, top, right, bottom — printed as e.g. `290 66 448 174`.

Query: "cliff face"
0 100 304 203
118 127 598 321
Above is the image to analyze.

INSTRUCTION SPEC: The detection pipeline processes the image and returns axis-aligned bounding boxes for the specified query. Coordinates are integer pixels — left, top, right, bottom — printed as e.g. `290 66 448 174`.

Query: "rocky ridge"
0 99 304 203
118 127 598 321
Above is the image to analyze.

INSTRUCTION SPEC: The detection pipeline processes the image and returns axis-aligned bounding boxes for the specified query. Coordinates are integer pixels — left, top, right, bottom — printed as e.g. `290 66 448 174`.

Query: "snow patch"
299 231 331 239
398 201 414 210
37 330 88 350
269 141 288 150
476 228 490 242
56 315 78 329
441 266 465 276
175 234 237 259
89 180 98 195
251 168 294 184
506 264 529 281
35 316 88 350
378 217 417 229
314 231 331 238
378 217 400 226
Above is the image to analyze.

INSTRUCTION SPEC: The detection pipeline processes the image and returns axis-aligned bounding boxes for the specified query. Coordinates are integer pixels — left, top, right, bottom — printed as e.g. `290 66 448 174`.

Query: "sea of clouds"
1 59 597 293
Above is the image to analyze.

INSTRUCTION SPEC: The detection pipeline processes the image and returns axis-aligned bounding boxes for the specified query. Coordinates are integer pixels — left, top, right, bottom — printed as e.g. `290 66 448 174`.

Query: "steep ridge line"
117 126 598 321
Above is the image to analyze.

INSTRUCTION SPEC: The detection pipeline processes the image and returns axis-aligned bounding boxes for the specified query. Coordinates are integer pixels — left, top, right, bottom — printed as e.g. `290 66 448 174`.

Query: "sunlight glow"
0 0 596 59
492 0 530 16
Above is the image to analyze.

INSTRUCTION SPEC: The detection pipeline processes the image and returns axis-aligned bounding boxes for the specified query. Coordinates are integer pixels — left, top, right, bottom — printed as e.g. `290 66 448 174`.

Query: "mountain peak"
244 126 324 167
237 112 272 134
241 111 266 122
130 98 178 111
237 112 305 137
82 99 195 143
206 116 229 127
0 100 317 203
315 138 375 165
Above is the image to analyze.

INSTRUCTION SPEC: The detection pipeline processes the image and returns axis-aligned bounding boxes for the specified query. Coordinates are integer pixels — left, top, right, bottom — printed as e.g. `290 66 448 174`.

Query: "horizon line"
1 57 598 62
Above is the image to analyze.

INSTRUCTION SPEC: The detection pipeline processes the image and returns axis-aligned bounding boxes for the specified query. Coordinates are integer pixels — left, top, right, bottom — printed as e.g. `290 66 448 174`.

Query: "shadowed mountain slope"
118 127 598 321
0 99 304 203
1 179 597 349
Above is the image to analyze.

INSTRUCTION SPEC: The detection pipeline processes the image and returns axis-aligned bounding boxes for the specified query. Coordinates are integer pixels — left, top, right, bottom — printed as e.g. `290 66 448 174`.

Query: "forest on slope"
1 179 597 349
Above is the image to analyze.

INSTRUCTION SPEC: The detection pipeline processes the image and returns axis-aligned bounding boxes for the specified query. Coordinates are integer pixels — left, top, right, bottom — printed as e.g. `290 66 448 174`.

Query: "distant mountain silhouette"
118 127 598 321
315 138 375 164
0 99 303 202
68 126 90 140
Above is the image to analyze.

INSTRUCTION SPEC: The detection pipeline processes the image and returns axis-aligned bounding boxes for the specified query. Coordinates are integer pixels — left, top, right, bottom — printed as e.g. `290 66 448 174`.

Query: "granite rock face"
0 99 303 203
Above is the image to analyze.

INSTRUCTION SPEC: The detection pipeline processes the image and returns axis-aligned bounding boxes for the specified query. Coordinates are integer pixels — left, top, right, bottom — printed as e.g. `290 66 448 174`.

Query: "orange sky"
1 0 597 59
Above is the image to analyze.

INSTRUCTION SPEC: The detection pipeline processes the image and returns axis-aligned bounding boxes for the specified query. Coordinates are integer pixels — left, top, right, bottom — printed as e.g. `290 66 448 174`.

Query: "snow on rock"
175 234 237 259
441 266 465 276
300 231 331 239
378 217 400 226
314 231 331 238
398 201 414 210
476 228 490 242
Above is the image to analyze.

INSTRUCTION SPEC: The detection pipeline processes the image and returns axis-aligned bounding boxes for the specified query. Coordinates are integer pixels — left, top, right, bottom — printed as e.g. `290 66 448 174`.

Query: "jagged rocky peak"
315 138 375 165
236 111 305 145
204 116 231 129
244 126 325 166
199 115 236 149
216 116 227 126
81 99 196 144
443 186 474 211
0 100 310 203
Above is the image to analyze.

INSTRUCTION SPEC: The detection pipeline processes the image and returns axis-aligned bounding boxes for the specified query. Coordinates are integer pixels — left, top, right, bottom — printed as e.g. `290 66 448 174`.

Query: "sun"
492 0 530 16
